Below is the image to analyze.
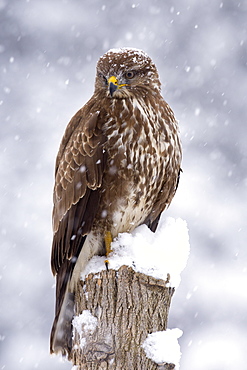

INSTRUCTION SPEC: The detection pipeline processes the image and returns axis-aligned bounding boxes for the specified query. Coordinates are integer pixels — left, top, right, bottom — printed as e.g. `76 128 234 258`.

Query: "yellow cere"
108 76 128 88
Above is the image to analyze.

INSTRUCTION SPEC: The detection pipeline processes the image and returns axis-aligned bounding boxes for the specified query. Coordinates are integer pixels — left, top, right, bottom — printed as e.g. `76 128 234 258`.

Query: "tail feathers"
50 256 75 357
50 233 104 357
50 289 74 356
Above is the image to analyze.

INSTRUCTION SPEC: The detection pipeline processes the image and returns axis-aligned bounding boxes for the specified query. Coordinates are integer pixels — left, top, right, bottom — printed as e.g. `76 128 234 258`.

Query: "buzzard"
50 47 182 356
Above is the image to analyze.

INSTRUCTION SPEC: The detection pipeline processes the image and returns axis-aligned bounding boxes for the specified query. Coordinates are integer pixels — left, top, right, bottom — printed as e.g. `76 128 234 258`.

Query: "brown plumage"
50 47 182 357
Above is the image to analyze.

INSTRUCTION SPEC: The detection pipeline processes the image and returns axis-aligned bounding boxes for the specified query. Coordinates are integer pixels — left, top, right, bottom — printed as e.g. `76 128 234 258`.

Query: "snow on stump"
71 217 189 369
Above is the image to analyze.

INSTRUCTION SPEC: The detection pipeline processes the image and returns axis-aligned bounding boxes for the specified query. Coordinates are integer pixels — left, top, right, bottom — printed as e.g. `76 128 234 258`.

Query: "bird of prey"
50 47 182 357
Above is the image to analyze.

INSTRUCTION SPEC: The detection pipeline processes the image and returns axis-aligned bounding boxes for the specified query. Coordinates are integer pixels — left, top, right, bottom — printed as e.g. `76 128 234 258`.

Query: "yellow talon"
105 259 109 271
104 230 113 269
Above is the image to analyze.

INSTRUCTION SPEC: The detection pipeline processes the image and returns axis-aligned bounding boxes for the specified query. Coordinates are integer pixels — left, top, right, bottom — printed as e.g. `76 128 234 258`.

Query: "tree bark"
71 265 175 370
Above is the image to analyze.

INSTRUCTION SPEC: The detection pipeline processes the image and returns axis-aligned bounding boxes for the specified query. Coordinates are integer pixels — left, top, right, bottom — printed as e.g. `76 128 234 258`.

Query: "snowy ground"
1 1 247 369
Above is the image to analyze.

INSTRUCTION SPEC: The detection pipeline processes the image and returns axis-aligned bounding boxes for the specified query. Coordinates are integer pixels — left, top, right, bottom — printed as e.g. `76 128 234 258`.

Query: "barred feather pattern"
50 47 182 357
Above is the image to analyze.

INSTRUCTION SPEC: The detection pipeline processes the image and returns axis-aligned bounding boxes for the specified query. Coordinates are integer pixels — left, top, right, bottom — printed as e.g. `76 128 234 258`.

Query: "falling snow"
1 1 247 370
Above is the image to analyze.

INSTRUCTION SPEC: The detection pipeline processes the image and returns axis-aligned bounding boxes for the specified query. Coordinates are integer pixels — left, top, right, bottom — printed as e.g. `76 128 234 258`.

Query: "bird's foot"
104 230 112 269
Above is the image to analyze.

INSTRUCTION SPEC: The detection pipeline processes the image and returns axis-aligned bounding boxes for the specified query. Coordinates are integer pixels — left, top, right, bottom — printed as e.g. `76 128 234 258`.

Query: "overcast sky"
1 1 247 369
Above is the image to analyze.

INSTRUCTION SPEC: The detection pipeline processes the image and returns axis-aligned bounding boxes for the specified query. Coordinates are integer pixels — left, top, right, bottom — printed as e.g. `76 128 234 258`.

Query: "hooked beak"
108 76 128 97
108 76 118 96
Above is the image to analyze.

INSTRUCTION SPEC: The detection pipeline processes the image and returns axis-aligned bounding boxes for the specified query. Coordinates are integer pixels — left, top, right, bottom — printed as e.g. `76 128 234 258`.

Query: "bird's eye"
98 72 107 85
125 71 136 79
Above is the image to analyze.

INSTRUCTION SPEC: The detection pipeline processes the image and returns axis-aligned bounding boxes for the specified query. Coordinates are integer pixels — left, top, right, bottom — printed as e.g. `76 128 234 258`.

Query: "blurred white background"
1 0 247 369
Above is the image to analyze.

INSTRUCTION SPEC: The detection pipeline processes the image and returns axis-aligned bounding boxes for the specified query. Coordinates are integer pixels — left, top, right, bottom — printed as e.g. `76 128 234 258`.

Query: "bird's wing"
51 104 107 275
144 108 182 233
145 166 182 232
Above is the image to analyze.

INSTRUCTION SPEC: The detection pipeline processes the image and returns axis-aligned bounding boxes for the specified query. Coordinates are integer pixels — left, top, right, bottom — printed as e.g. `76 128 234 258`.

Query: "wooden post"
71 265 175 370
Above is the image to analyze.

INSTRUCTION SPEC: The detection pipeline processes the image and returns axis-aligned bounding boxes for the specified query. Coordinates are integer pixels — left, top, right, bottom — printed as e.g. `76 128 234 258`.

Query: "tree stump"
71 265 175 370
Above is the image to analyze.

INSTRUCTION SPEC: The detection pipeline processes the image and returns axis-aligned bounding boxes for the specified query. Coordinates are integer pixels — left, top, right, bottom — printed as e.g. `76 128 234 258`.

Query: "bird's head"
95 47 161 99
